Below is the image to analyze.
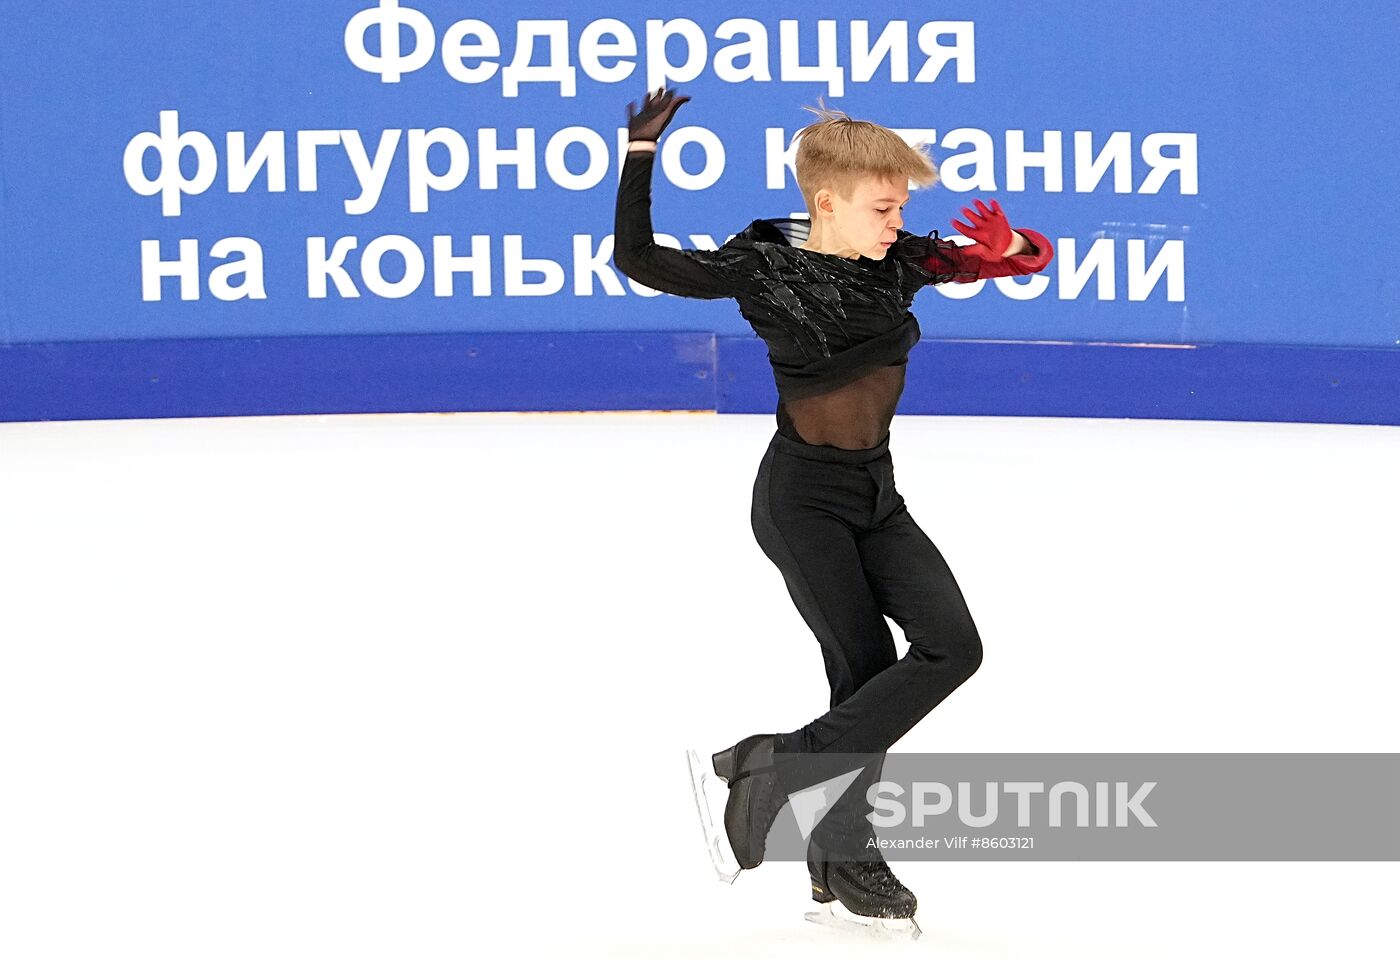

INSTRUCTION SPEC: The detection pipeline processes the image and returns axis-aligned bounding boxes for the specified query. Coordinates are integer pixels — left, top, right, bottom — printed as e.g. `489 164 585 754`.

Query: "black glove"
626 85 691 143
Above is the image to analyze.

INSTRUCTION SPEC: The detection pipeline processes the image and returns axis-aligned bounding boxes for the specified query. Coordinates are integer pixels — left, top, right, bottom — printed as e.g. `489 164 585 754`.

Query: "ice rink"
1 410 1396 957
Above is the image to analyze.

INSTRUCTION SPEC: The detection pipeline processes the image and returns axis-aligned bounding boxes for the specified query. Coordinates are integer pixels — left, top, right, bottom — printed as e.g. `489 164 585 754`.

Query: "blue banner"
2 3 1397 420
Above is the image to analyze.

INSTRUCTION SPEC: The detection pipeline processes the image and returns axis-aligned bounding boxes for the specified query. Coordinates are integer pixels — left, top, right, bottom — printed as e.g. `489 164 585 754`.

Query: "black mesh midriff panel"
777 361 907 450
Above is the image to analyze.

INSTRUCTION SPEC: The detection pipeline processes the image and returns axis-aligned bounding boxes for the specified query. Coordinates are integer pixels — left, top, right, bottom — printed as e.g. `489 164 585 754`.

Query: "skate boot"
805 835 921 940
710 733 793 870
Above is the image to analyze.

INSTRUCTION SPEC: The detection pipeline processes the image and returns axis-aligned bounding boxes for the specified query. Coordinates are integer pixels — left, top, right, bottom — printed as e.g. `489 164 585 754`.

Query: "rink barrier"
1 332 1398 425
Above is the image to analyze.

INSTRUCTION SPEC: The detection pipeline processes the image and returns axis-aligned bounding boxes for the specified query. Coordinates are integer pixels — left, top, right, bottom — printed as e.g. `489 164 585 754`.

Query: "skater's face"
810 174 908 260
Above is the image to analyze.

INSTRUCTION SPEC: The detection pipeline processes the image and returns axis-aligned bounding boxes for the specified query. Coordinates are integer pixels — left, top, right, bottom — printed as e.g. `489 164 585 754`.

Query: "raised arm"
613 143 753 300
917 198 1054 283
611 88 753 300
922 227 1055 283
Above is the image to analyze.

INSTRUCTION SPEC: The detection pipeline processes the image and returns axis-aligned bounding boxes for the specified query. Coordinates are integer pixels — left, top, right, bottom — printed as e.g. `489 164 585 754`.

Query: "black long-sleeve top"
612 148 1054 448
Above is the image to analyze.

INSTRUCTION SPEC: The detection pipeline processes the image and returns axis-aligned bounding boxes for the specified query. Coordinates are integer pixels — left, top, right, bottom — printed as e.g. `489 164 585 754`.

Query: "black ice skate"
685 734 793 881
805 835 922 940
712 734 793 870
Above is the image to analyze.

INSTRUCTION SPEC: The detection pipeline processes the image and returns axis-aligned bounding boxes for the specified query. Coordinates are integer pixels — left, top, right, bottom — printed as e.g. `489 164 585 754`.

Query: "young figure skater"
613 87 1054 934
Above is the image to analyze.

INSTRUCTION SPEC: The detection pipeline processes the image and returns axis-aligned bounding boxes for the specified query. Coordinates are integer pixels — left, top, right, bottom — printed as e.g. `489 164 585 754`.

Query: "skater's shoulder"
733 217 915 274
720 216 889 279
732 216 810 246
722 216 816 257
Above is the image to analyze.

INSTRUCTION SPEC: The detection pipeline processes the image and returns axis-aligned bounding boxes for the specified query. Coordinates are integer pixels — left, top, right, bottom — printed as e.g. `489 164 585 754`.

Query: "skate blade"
804 901 922 941
686 748 742 884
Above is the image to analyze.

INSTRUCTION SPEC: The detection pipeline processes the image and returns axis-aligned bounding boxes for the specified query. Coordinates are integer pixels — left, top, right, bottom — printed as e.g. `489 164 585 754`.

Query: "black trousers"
750 427 984 852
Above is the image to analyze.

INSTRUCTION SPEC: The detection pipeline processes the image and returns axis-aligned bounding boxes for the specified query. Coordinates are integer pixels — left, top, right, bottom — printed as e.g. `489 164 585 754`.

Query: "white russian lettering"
850 20 910 83
441 19 500 84
139 238 265 301
432 235 492 296
341 128 403 212
578 18 637 83
934 129 998 191
361 235 426 297
407 127 471 211
227 130 287 195
575 235 625 295
307 237 361 298
344 0 436 83
342 129 402 215
1141 133 1198 194
502 21 577 98
477 128 536 191
645 18 708 91
713 19 771 84
914 21 975 83
296 130 342 191
1005 130 1065 192
503 236 565 295
207 238 267 301
763 127 800 190
139 238 201 300
123 111 217 217
657 128 725 190
1074 131 1135 194
779 20 844 97
1127 239 1185 302
1056 238 1116 300
544 127 609 191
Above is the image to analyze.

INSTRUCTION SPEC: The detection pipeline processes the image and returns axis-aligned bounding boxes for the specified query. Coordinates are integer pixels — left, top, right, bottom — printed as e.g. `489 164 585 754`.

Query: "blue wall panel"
0 333 716 422
4 334 1397 426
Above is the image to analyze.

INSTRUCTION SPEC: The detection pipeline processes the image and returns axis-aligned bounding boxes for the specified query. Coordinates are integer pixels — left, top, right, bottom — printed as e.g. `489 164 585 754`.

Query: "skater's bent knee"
908 630 982 680
961 634 984 677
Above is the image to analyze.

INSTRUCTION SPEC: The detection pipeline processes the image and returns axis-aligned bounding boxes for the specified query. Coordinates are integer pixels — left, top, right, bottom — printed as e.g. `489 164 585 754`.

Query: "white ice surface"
1 410 1396 957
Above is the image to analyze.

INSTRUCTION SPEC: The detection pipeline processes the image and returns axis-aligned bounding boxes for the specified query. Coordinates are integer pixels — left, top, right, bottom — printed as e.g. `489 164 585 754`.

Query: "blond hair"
793 97 939 213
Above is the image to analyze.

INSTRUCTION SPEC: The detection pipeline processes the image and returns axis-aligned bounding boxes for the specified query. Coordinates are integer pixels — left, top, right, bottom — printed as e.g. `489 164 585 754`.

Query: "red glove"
950 198 1017 260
